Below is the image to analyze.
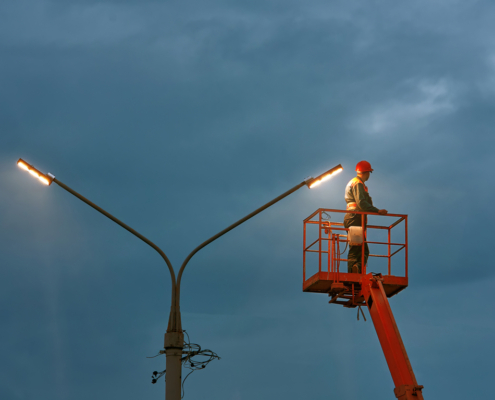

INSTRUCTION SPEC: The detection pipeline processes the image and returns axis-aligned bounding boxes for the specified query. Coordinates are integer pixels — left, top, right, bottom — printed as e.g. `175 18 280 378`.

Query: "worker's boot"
351 264 360 274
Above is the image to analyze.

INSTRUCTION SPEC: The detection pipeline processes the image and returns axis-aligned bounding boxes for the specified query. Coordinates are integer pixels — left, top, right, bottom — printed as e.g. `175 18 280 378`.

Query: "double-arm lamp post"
17 158 343 399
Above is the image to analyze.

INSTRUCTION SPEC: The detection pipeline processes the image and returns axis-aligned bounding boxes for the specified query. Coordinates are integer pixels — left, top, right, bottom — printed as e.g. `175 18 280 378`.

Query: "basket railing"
303 209 408 282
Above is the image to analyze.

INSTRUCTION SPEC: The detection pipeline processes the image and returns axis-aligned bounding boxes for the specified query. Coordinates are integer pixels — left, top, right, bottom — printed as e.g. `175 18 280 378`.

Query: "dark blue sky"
2 1 495 399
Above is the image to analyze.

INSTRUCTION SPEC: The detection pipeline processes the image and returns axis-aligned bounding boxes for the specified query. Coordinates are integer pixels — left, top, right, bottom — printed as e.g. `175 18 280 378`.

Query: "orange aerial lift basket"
303 209 424 400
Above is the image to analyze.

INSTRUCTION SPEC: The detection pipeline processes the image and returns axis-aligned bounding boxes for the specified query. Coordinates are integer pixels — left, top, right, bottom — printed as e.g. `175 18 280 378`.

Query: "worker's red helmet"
356 160 373 173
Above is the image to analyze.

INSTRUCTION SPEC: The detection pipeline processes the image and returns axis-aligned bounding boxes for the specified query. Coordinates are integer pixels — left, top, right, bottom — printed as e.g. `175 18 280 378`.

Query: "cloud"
477 54 495 95
0 1 146 47
352 78 458 135
2 1 495 399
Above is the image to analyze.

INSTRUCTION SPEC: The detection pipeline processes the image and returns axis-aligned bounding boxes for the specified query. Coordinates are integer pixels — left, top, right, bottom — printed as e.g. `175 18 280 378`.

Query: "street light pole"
168 165 343 399
17 158 343 400
166 181 309 400
17 159 181 399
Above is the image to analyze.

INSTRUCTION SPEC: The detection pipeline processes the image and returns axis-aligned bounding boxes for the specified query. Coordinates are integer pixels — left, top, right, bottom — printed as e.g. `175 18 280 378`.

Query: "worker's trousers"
344 213 369 273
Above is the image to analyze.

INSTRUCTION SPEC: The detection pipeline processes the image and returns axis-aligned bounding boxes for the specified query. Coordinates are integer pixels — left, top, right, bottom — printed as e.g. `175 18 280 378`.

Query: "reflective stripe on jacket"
345 177 379 213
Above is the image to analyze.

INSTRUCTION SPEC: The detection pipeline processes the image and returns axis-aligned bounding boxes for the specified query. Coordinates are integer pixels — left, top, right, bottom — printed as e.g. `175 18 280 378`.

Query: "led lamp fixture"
306 164 343 188
17 158 55 186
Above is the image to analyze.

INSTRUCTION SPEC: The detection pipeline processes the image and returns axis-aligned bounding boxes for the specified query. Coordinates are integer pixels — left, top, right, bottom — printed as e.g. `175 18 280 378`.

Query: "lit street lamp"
17 158 342 399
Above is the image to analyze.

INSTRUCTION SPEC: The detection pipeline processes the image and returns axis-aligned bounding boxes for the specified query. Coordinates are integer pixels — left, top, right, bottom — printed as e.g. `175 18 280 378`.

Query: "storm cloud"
1 1 494 399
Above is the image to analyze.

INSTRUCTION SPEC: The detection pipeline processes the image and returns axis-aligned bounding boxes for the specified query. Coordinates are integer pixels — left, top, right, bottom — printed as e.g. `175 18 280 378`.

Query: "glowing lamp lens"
17 158 53 186
38 176 50 185
17 161 29 171
308 166 343 189
29 169 40 178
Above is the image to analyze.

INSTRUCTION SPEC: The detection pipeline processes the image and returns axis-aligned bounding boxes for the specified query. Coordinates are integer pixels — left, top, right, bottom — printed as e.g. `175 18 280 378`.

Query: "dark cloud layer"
1 1 495 399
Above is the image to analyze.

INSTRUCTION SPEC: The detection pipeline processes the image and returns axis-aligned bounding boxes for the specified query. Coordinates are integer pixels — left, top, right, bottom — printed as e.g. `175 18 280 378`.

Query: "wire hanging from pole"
149 330 220 399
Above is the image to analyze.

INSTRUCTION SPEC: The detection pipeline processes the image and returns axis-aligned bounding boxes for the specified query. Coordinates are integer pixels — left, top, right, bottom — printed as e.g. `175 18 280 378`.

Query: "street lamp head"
305 164 343 188
17 158 55 186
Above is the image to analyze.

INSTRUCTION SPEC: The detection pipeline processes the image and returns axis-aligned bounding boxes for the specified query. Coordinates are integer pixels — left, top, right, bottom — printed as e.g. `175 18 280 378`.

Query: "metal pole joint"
164 332 184 349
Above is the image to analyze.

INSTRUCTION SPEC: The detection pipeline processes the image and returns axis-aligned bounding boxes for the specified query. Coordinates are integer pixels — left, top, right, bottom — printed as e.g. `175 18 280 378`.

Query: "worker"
344 161 388 273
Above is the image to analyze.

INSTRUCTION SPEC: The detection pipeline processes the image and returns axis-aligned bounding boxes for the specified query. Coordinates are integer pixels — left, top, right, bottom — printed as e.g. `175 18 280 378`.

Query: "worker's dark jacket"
344 176 379 272
344 176 379 228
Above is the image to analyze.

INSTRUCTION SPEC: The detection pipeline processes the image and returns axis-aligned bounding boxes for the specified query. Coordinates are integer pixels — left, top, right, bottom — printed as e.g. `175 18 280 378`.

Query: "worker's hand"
378 209 388 215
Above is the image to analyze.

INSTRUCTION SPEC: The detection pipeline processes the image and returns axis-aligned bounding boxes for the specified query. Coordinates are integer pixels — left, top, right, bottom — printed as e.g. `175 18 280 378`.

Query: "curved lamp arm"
177 181 306 285
18 158 180 332
52 178 177 314
172 163 343 331
173 180 307 330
